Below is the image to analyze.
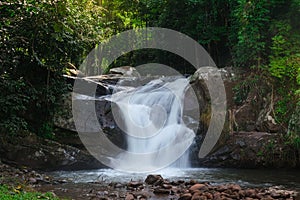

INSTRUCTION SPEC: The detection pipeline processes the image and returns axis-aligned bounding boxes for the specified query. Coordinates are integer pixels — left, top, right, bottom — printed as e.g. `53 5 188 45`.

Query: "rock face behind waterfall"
0 133 104 171
51 66 299 169
190 67 299 168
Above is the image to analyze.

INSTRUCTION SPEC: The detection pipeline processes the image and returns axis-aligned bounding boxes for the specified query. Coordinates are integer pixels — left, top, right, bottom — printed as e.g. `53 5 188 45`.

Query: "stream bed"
49 167 300 191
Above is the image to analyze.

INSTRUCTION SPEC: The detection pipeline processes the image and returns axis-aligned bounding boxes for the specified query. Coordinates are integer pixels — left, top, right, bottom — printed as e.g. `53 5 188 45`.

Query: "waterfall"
105 77 196 172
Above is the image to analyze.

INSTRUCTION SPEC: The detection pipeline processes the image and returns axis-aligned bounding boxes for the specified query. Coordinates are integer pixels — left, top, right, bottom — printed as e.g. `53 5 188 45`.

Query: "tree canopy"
0 0 299 137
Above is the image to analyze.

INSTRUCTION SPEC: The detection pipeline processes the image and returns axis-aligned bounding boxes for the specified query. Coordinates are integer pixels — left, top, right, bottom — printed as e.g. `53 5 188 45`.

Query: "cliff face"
190 67 299 168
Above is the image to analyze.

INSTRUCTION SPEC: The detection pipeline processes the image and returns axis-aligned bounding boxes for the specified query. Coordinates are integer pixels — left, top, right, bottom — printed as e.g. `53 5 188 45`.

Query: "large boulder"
0 133 105 171
188 67 291 167
188 67 233 164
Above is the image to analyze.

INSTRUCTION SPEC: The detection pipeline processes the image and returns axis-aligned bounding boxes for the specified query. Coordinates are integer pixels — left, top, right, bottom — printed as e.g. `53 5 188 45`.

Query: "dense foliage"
0 0 299 139
0 0 107 135
107 0 300 132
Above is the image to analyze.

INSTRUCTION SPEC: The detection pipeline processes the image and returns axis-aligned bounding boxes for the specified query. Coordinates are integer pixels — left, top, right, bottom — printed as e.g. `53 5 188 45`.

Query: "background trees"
0 0 299 137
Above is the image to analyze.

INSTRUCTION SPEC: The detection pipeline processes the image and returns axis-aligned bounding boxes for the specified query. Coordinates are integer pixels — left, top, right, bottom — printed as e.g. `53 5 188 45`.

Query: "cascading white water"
106 77 196 172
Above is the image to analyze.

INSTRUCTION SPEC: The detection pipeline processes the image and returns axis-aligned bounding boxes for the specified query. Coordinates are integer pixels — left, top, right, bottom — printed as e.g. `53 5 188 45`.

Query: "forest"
1 0 299 137
0 0 300 199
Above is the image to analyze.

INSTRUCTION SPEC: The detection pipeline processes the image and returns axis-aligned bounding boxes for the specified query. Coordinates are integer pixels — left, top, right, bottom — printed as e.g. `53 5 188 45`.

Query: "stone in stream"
125 193 135 200
191 192 205 200
153 188 170 195
162 183 172 189
189 183 208 193
179 192 193 200
128 181 143 188
228 184 241 192
144 174 163 185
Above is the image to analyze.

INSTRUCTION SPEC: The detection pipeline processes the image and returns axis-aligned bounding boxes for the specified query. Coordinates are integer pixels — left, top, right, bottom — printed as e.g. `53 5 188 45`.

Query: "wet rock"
217 185 228 192
177 180 186 184
261 197 274 200
191 192 205 200
203 192 213 199
145 174 163 185
28 177 37 184
128 181 143 188
153 188 170 195
179 193 192 200
108 192 118 198
115 183 123 188
162 184 172 189
135 191 149 199
238 189 245 198
245 189 257 198
228 184 241 192
213 192 222 200
109 66 140 77
189 184 208 193
125 193 135 200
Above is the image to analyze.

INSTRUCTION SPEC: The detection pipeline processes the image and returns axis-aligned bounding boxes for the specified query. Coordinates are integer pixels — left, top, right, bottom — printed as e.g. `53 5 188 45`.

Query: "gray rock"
109 66 140 77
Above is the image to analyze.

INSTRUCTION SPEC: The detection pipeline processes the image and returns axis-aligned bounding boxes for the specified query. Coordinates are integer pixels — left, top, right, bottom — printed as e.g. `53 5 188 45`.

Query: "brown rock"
128 181 143 188
135 191 149 199
229 191 240 199
162 184 172 189
245 189 257 198
256 192 265 199
217 185 228 192
261 196 275 200
229 184 241 192
221 197 233 200
179 193 193 200
125 193 135 200
153 188 170 195
204 192 213 199
238 190 245 198
192 192 208 200
213 192 222 200
270 192 281 198
108 192 118 197
190 184 208 193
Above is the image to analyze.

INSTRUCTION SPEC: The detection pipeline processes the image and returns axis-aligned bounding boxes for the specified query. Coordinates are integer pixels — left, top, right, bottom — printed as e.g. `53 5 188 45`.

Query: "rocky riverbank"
0 163 298 200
